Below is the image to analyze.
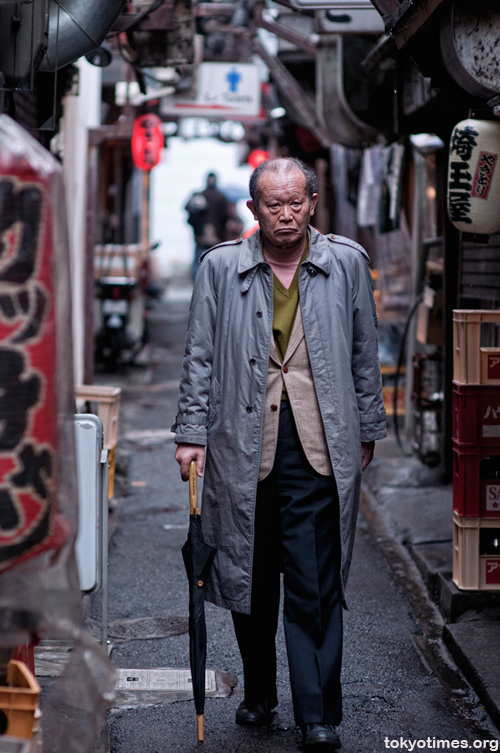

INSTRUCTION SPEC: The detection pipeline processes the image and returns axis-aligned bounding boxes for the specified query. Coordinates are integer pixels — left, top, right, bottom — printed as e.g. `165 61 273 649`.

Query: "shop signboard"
160 62 261 119
0 150 67 572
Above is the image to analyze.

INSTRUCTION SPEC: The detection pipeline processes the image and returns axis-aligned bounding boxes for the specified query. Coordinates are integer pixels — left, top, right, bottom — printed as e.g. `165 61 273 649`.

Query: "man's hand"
175 443 205 481
361 440 375 471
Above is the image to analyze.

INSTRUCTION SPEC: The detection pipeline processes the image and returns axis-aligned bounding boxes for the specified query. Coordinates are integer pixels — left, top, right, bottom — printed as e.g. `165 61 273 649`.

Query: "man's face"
247 169 318 254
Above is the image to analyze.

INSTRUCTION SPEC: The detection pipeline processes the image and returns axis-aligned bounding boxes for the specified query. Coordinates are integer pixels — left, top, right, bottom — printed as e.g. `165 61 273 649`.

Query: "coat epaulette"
327 234 370 262
210 237 244 251
199 237 243 263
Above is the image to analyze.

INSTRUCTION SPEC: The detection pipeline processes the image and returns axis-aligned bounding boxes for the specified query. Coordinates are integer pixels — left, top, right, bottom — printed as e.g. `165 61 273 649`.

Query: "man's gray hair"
249 157 318 206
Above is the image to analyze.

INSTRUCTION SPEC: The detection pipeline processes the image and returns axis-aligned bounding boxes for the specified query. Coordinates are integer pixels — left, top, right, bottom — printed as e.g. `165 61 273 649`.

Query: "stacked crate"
75 385 121 500
0 660 40 741
452 310 500 590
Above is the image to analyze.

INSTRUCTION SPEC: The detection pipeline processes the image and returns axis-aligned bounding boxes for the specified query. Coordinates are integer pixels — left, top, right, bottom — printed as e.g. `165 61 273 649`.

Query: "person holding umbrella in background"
184 171 230 279
173 157 386 750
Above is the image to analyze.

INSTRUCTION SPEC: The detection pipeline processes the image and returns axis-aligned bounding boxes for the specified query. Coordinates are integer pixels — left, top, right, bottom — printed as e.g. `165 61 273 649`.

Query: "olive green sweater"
272 242 309 362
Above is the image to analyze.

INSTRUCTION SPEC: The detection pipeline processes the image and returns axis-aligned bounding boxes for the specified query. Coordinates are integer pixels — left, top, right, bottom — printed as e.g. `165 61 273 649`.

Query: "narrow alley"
94 283 499 753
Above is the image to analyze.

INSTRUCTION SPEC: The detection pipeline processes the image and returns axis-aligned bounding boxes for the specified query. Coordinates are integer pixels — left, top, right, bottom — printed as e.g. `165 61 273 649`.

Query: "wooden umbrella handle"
189 460 200 515
197 714 204 742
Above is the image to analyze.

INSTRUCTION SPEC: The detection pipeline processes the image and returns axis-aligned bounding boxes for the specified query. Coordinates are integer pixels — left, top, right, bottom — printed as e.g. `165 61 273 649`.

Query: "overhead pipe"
39 0 126 72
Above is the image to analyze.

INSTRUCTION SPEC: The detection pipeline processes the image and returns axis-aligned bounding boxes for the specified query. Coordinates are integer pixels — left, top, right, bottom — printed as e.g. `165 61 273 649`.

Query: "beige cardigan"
258 305 333 480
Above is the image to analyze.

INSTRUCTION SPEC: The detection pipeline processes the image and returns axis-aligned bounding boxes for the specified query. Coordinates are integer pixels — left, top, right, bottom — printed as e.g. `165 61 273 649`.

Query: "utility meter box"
74 414 106 593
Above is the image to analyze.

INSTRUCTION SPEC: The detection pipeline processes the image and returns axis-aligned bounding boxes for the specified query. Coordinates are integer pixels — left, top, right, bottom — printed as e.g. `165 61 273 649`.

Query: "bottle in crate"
480 528 500 555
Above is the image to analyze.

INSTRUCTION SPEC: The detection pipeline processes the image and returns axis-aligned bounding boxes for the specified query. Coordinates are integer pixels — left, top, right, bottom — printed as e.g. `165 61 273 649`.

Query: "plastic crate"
94 243 146 280
452 442 500 517
0 661 40 740
452 382 500 446
453 310 500 385
453 512 500 590
75 385 121 449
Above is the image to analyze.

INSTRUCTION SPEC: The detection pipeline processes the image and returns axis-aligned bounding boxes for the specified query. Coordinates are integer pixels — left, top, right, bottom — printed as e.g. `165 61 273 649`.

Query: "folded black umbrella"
181 461 216 742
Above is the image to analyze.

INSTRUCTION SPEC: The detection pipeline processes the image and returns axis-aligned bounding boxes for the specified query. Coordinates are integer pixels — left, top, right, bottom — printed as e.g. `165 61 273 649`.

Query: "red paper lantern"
248 149 269 169
131 114 163 171
447 118 500 240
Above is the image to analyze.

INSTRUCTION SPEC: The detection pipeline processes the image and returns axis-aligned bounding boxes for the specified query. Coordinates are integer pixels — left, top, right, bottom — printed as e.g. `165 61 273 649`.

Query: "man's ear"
247 199 259 221
309 193 319 216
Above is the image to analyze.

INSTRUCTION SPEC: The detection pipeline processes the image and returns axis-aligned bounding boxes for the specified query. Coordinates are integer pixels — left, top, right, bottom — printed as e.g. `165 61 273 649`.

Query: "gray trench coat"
173 226 387 614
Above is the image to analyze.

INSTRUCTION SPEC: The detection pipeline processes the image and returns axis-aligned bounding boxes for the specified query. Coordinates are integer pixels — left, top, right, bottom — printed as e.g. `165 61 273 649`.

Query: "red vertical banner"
0 116 116 753
0 163 67 571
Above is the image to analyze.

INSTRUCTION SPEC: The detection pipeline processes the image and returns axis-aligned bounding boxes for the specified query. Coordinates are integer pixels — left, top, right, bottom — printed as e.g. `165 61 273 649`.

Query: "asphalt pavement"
89 280 499 752
362 432 500 733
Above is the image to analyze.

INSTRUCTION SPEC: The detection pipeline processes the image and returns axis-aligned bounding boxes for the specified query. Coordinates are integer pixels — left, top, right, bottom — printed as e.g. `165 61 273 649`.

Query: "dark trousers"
232 401 343 727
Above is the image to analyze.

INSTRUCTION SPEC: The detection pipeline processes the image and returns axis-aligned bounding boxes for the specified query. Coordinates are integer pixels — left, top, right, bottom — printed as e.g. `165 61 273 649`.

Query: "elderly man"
173 157 386 750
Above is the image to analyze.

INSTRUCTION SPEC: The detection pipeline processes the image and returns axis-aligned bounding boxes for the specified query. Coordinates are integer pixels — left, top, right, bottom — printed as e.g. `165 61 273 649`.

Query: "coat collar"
238 226 331 292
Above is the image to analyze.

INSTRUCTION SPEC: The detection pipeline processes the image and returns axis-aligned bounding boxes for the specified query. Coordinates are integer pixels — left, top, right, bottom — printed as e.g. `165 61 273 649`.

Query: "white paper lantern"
447 118 500 239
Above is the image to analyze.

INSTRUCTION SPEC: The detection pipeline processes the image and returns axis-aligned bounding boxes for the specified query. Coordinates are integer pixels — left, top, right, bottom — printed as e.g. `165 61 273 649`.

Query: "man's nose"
280 205 292 221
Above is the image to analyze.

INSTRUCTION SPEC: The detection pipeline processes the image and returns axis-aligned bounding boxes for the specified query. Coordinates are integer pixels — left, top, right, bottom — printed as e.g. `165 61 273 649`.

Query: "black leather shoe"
302 724 342 749
235 700 275 727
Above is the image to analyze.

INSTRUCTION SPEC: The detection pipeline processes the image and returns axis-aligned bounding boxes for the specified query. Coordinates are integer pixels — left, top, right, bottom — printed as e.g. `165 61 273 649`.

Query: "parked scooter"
95 275 139 371
94 242 162 371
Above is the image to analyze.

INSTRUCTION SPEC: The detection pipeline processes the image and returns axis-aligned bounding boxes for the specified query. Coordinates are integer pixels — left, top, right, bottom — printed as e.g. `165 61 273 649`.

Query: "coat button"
271 404 278 412
246 405 253 413
256 310 263 318
308 266 317 277
249 358 256 366
283 366 289 373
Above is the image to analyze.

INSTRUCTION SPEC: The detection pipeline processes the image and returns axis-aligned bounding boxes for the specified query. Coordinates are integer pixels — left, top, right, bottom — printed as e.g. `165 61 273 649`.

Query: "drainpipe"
39 0 125 72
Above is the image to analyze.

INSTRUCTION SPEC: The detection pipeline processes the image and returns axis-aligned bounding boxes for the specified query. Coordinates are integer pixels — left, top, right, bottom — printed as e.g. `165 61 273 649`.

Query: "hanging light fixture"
447 117 500 242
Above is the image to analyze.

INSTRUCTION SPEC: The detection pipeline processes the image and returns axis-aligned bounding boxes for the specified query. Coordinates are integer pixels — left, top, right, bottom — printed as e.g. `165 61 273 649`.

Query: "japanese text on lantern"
448 125 479 225
471 151 498 199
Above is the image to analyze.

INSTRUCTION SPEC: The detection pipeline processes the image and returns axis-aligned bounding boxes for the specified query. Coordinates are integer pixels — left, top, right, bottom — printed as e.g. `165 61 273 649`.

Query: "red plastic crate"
452 442 500 517
452 382 500 446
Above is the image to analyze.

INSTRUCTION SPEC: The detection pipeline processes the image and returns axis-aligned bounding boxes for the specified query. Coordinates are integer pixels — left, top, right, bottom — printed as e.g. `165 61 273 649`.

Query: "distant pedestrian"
184 172 229 278
224 201 244 242
174 157 386 750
